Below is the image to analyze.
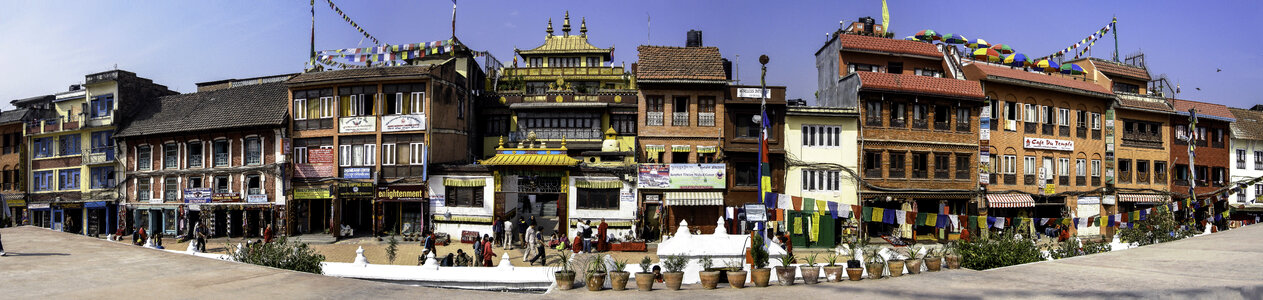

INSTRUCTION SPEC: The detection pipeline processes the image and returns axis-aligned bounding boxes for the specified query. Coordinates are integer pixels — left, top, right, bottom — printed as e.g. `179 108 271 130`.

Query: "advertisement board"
382 114 426 132
296 148 335 178
294 188 331 199
246 194 268 203
339 116 377 133
1023 137 1074 151
343 167 372 179
377 185 426 201
184 188 213 203
637 164 726 189
338 182 375 198
212 193 242 203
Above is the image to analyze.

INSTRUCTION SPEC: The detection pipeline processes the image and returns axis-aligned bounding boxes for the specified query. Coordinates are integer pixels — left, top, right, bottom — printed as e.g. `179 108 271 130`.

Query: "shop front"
637 163 727 236
29 203 51 228
335 182 375 237
428 175 495 239
4 195 25 226
132 203 180 237
376 184 428 236
291 186 332 235
568 176 637 239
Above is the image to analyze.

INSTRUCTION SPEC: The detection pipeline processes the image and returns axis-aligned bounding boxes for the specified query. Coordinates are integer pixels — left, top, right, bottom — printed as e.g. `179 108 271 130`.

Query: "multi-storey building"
784 102 858 247
635 40 730 236
1227 106 1263 221
475 12 638 239
18 71 174 237
0 107 35 226
722 84 786 230
1170 99 1234 230
116 79 290 238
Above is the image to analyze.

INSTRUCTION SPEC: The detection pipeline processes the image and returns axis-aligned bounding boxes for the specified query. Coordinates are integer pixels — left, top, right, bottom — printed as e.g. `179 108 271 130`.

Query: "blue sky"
2 0 1260 109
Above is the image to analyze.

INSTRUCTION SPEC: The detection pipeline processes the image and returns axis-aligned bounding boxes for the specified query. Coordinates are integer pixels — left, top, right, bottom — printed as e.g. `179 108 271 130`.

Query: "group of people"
570 219 609 254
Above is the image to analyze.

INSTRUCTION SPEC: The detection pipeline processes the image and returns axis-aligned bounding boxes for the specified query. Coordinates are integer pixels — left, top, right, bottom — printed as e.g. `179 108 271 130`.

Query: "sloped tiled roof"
1228 108 1263 140
1114 93 1174 114
1089 58 1150 81
838 34 942 58
0 108 30 125
115 82 289 138
1172 99 1235 122
636 46 726 81
856 71 984 99
288 66 436 85
965 63 1113 98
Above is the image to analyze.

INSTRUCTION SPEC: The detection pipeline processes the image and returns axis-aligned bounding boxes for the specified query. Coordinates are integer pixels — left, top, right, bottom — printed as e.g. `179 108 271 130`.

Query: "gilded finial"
562 11 571 36
561 135 568 149
580 17 587 36
546 18 553 36
497 136 505 149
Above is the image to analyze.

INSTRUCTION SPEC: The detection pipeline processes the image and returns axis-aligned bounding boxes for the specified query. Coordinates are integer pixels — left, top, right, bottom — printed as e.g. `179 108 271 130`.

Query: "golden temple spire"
546 18 553 36
562 11 571 36
580 17 587 36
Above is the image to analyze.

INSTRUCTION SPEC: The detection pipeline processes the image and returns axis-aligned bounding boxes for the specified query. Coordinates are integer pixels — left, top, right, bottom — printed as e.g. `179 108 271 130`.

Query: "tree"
386 235 399 264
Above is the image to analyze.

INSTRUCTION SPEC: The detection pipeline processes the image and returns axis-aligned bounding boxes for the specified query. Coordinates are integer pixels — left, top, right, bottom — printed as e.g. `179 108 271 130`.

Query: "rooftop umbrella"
915 29 941 41
968 38 990 49
1060 63 1085 75
973 48 1001 62
943 33 968 44
905 36 919 41
990 44 1015 54
1003 53 1030 68
1033 59 1060 73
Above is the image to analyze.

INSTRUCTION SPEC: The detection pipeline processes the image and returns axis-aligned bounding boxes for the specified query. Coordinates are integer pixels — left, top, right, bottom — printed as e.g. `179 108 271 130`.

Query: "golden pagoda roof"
479 153 580 166
518 12 612 57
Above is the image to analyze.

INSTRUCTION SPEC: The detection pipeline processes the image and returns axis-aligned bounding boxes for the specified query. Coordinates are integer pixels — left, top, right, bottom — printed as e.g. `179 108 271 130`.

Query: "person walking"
522 224 537 262
516 216 527 249
597 219 608 252
482 235 496 267
196 223 208 253
473 234 484 267
528 226 546 266
502 217 514 250
492 216 504 248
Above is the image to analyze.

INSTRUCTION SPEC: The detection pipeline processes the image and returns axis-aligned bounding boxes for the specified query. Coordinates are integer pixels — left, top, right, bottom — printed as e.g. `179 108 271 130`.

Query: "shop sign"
637 164 726 189
296 148 335 178
736 88 770 99
294 188 331 199
744 203 767 222
620 192 635 202
338 182 375 198
213 193 242 203
430 195 445 207
382 114 426 132
30 203 50 209
246 194 268 203
339 116 377 133
1078 196 1101 205
6 198 26 207
184 188 213 203
376 185 426 201
1023 137 1074 151
343 167 372 179
1102 195 1117 205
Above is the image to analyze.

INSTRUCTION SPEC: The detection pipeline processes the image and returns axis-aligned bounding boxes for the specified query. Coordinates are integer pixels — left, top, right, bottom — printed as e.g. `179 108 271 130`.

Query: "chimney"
722 58 733 80
687 30 703 47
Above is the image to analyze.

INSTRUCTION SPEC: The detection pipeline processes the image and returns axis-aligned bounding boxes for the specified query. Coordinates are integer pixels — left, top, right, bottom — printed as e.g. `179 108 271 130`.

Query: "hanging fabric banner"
1039 17 1116 61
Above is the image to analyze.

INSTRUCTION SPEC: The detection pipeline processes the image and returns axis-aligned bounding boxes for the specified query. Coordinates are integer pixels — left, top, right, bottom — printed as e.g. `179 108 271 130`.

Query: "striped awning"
671 145 692 152
696 146 718 154
1120 194 1166 203
986 194 1035 208
444 177 487 187
664 192 723 206
575 178 622 189
645 145 666 152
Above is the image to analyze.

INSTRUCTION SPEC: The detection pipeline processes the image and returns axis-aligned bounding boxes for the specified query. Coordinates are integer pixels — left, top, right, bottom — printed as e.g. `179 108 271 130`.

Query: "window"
956 154 971 179
956 107 971 131
672 96 690 126
1024 156 1037 175
1091 113 1102 130
915 68 942 77
409 143 425 165
1137 160 1150 183
1024 104 1036 122
1042 106 1053 125
612 114 637 134
1058 158 1070 176
1057 108 1069 126
1238 149 1247 168
137 145 152 170
445 186 484 207
697 97 716 127
864 151 882 178
294 147 308 164
1256 151 1263 170
246 174 262 195
163 143 178 169
320 96 335 118
1077 110 1087 128
294 98 308 120
734 114 760 138
911 152 928 178
1113 82 1140 93
339 142 377 167
188 176 203 189
213 140 230 167
1092 160 1102 177
529 57 542 67
1118 159 1132 183
802 125 840 147
59 134 80 156
846 63 879 73
408 92 424 114
1076 159 1086 176
214 175 230 193
137 177 150 201
889 152 906 178
1174 164 1189 182
912 104 929 128
933 105 950 130
802 169 840 191
735 162 759 186
577 188 619 209
890 102 905 127
887 62 903 74
245 137 262 165
933 153 949 178
382 144 397 165
1005 101 1018 122
647 96 664 126
1155 161 1168 181
90 94 113 118
1002 155 1017 174
187 142 203 168
865 101 883 126
90 166 114 189
33 137 53 158
164 177 178 201
587 57 600 67
59 169 80 190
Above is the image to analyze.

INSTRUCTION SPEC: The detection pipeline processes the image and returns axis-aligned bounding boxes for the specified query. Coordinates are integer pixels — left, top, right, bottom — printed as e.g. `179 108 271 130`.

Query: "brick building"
1170 99 1234 229
0 107 35 226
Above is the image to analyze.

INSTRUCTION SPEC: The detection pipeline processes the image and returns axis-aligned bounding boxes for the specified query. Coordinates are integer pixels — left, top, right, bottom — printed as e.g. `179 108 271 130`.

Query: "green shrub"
386 235 399 264
1048 239 1111 259
662 255 688 273
956 229 1044 270
229 237 326 274
751 235 770 269
1118 207 1197 246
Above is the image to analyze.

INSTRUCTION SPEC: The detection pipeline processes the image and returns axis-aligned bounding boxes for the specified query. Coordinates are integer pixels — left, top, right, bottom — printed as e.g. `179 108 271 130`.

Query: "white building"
1227 107 1263 217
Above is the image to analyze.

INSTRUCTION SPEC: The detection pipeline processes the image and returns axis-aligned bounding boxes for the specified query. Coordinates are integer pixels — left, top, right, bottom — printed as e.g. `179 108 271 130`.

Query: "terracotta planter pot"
886 260 905 277
609 271 630 291
698 271 721 290
586 272 606 291
946 254 961 269
774 266 797 286
751 268 772 287
925 257 943 271
555 271 576 290
846 267 864 281
866 262 884 279
727 270 747 289
823 266 845 282
635 272 655 291
905 259 924 274
663 272 684 290
800 266 821 284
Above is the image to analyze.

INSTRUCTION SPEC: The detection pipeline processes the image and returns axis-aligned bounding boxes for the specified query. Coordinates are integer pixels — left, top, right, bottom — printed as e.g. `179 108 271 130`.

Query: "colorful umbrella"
943 33 968 44
1003 53 1029 68
1060 63 1085 75
968 38 990 49
1033 59 1060 73
915 29 941 41
990 44 1015 54
973 48 1001 62
905 36 920 41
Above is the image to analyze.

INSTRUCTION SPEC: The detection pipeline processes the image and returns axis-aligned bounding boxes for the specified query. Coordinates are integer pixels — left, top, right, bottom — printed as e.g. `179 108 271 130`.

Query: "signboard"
212 193 242 203
979 173 990 185
620 192 635 203
296 148 336 178
246 194 268 203
1043 183 1055 195
184 188 213 203
736 88 770 99
30 203 50 209
637 164 726 189
295 188 331 199
382 114 426 132
1023 137 1074 151
744 203 767 222
338 182 375 198
309 148 334 163
377 185 426 201
1077 196 1101 205
1102 195 1117 205
979 128 990 140
343 167 372 179
430 195 445 208
339 116 377 133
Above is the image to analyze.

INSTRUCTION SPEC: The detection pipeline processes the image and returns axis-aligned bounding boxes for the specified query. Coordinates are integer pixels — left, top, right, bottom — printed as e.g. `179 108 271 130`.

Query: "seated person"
454 249 472 267
441 253 455 267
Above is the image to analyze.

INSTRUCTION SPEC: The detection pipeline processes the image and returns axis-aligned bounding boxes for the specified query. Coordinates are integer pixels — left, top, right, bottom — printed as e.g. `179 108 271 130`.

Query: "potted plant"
609 258 630 291
885 249 905 278
864 247 885 279
800 253 821 284
698 256 721 289
774 253 797 286
725 260 747 289
750 235 772 287
822 253 845 282
585 255 608 291
944 242 962 269
925 247 943 272
554 250 576 290
905 246 924 275
635 256 655 291
662 255 688 291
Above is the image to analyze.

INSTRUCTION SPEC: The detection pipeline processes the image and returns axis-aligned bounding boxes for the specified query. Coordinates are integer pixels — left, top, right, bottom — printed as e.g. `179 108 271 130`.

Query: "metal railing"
864 168 882 178
646 112 664 126
698 112 715 127
672 112 689 126
912 119 928 129
509 128 603 141
934 121 950 131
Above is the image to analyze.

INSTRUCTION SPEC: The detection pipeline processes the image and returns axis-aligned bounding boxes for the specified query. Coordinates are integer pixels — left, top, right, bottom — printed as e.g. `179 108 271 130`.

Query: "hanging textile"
793 217 803 234
810 214 820 242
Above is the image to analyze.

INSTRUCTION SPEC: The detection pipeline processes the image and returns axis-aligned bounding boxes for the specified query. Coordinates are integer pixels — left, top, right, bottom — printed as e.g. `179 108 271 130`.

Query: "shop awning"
671 145 692 152
444 177 487 187
696 146 718 154
575 178 622 189
1120 194 1167 203
478 153 579 166
665 192 723 206
645 145 666 152
987 194 1035 208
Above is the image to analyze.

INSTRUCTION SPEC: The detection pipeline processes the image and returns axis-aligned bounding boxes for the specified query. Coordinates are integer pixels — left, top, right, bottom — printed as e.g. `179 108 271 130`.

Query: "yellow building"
783 105 859 247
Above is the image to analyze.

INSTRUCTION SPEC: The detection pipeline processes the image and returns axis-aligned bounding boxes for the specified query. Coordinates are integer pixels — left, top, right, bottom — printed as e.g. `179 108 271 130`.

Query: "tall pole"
758 55 769 239
1187 108 1198 225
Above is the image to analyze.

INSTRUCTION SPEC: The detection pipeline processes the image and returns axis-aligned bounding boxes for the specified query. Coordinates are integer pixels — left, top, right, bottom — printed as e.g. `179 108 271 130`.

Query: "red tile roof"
1172 99 1235 121
838 34 942 58
1088 58 1150 81
965 63 1113 97
856 71 984 99
635 46 726 81
1228 108 1263 140
1114 93 1174 114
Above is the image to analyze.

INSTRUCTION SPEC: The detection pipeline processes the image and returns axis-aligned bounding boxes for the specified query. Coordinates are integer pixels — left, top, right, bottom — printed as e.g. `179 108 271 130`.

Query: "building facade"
0 108 34 226
784 104 858 247
1170 99 1234 230
1227 107 1263 220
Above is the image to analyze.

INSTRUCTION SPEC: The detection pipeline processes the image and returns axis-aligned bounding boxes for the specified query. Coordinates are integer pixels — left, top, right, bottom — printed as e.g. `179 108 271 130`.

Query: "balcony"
889 168 905 178
672 112 689 126
646 112 664 126
957 169 969 180
509 128 603 141
1256 162 1263 170
1077 126 1087 138
912 170 927 179
1004 174 1016 185
888 119 904 128
1025 122 1038 134
912 119 928 129
215 153 229 167
698 112 715 127
934 169 949 179
84 148 116 164
956 123 970 132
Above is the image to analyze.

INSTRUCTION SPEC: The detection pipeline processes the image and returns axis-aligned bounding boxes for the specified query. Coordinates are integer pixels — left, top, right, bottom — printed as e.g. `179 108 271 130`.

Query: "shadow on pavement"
4 252 70 256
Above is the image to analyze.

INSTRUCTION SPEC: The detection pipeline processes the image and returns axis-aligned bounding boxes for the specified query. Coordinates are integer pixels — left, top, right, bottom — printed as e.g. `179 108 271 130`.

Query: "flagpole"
758 55 769 239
